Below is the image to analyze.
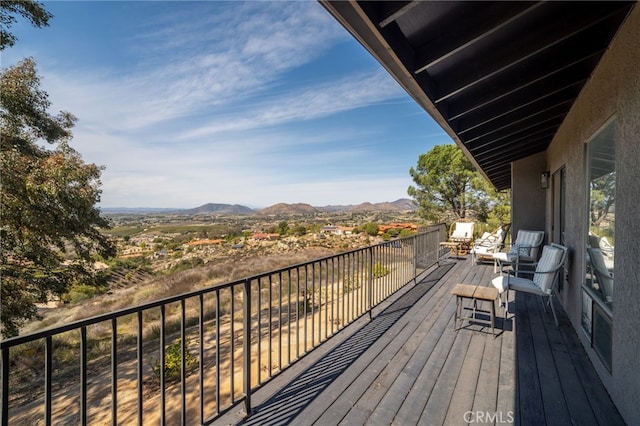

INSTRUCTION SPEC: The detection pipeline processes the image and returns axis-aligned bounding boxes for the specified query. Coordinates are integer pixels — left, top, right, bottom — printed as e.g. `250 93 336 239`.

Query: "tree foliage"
0 0 52 51
408 144 476 220
408 144 510 223
1 58 116 337
589 172 615 227
362 223 379 237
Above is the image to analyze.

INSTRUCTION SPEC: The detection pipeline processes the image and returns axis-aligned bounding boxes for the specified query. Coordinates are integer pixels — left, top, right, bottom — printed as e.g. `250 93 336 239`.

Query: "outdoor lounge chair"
588 234 614 271
470 223 511 267
587 247 614 304
451 220 475 245
493 229 544 274
491 243 568 326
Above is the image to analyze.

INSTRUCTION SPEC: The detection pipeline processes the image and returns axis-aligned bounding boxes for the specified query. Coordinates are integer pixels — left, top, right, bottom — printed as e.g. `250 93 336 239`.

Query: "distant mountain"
349 199 417 212
101 207 181 214
317 198 416 213
389 198 417 211
258 203 319 216
183 203 255 215
103 199 416 216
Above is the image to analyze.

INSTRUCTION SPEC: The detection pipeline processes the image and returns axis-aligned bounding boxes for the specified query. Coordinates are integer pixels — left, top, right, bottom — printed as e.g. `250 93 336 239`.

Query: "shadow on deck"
220 257 623 426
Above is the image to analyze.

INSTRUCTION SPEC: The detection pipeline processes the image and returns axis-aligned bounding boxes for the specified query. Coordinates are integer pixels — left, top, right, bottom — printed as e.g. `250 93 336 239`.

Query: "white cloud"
178 69 404 139
43 2 348 132
18 1 440 208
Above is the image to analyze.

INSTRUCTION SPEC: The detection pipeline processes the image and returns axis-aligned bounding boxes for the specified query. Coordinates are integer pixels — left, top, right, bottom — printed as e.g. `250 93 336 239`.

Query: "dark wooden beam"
433 4 627 103
455 84 582 136
414 2 541 74
445 54 602 121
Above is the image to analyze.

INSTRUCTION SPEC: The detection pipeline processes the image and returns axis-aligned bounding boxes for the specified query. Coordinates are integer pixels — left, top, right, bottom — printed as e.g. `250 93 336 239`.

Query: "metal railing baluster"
215 289 220 415
199 295 204 425
136 313 143 426
45 336 52 426
180 299 186 425
81 326 88 426
0 228 444 426
111 318 117 426
160 305 165 426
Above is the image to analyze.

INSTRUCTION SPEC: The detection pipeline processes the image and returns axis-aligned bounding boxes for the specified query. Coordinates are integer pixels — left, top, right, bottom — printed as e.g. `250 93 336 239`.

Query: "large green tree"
1 58 116 334
408 144 509 223
408 144 476 220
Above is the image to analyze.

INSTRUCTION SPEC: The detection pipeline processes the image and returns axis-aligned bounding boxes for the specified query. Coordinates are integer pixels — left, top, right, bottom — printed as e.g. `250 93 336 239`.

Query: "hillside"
348 199 417 212
183 203 255 215
258 203 319 216
104 199 417 216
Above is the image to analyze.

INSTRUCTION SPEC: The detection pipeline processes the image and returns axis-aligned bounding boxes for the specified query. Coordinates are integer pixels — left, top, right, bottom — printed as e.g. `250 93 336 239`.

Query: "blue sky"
5 1 451 208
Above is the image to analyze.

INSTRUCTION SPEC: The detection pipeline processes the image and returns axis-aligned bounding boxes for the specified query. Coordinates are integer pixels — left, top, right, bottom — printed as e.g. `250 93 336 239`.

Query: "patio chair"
491 243 568 326
470 223 511 268
449 221 475 253
587 247 614 303
493 229 544 274
588 234 614 270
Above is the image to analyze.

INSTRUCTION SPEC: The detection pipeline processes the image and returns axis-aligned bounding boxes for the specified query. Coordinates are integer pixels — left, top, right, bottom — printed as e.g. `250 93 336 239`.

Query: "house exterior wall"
542 6 640 422
511 152 547 240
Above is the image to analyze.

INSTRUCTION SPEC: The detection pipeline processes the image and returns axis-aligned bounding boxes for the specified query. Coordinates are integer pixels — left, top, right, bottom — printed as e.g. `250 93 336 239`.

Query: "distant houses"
378 223 418 235
320 225 355 236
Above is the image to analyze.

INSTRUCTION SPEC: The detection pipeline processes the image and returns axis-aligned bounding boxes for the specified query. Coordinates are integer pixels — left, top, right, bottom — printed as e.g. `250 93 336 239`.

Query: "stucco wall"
545 5 640 423
511 152 547 239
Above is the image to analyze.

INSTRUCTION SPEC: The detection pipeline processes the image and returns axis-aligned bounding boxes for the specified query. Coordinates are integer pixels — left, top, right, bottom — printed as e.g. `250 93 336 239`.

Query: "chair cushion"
514 230 544 259
451 222 474 240
509 243 531 257
508 276 546 295
491 276 509 293
493 251 516 262
533 246 564 293
491 275 544 295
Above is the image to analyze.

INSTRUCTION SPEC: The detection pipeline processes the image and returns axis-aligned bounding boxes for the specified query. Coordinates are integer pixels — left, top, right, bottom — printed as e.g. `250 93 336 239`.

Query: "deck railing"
0 225 445 425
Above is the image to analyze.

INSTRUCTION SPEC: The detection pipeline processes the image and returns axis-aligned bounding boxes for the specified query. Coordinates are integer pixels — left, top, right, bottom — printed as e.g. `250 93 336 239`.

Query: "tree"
470 174 511 227
362 223 379 237
408 144 477 220
408 144 509 223
1 0 52 51
1 58 116 337
590 172 615 227
276 221 289 236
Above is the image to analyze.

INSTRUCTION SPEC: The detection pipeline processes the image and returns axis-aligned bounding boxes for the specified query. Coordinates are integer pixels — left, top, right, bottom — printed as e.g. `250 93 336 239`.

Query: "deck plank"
313 269 456 425
496 304 516 424
295 267 456 425
470 328 502 415
443 332 486 425
391 313 458 425
364 284 457 425
418 321 474 425
226 257 624 426
524 292 574 425
558 324 626 425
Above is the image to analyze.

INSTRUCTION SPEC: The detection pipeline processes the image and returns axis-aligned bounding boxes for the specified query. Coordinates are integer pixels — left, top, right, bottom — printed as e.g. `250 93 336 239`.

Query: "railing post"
2 348 9 426
243 279 252 416
413 235 418 284
368 246 373 320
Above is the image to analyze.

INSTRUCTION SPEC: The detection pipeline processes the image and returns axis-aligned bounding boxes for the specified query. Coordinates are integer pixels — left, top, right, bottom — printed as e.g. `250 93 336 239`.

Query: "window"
584 120 615 370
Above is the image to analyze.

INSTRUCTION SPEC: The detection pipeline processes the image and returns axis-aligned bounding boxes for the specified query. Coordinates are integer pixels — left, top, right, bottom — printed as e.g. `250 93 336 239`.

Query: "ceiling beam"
433 5 626 103
414 2 541 74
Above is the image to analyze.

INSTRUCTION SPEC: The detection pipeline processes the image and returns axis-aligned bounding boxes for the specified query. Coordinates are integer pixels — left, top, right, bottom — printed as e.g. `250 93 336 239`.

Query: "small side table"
439 241 462 259
451 284 499 335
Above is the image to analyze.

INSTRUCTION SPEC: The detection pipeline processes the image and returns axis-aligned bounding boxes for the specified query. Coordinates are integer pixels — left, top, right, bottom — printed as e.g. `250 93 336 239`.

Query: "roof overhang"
321 1 635 190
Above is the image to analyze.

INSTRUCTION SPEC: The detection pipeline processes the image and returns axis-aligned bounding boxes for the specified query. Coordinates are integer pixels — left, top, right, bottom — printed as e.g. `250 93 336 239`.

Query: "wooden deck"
219 257 624 425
